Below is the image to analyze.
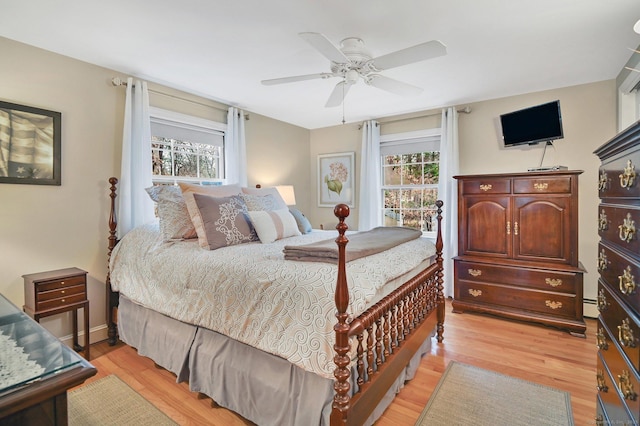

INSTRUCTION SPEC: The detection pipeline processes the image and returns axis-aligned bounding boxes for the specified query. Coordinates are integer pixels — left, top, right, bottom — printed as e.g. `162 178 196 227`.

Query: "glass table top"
0 294 83 396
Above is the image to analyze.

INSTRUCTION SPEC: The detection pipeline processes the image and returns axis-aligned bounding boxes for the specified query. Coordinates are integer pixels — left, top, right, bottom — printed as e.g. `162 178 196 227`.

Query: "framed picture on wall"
318 152 355 207
0 100 62 185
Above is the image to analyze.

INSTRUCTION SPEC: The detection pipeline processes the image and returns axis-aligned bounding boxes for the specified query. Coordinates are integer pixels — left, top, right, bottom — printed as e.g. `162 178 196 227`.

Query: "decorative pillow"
186 193 258 250
241 187 287 210
247 208 301 244
289 208 313 234
240 193 282 211
145 185 197 241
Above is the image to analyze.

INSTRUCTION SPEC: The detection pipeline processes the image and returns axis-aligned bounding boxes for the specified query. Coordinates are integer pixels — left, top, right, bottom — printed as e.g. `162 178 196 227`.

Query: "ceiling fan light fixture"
635 18 640 34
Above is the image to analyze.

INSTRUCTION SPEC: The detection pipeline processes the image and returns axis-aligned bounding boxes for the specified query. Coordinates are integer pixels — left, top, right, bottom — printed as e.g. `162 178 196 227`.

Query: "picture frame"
317 152 355 207
0 100 62 185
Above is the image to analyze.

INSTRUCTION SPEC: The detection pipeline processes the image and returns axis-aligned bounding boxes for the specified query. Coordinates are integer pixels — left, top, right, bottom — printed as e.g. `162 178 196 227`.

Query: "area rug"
415 361 574 426
68 375 177 425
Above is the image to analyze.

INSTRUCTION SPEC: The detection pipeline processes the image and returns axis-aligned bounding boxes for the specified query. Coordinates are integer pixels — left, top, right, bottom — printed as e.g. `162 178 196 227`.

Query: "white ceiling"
1 1 639 129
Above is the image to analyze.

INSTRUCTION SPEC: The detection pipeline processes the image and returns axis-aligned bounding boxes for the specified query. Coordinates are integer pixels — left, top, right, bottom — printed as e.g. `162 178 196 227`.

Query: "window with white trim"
150 107 226 185
381 129 441 236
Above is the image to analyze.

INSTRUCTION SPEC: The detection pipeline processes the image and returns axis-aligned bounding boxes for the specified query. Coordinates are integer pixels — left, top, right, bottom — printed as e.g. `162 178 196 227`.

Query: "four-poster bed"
105 177 445 425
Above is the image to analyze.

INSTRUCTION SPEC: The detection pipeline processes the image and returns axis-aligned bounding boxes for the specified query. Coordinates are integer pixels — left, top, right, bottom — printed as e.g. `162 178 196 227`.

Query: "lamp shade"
275 185 296 206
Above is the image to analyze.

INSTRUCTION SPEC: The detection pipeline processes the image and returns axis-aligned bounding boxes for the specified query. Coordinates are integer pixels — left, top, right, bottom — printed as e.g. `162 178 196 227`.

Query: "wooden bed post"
331 204 351 426
106 177 119 345
435 200 445 342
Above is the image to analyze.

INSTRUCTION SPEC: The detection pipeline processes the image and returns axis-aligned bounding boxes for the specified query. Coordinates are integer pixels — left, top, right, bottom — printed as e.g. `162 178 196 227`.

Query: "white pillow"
247 209 301 243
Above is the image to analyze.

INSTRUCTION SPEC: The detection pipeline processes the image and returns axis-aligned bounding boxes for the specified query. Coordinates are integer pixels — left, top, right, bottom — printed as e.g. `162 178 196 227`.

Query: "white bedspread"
109 222 436 379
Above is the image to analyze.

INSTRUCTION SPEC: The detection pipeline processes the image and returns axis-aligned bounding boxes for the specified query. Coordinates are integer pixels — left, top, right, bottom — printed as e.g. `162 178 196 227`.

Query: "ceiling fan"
261 32 447 108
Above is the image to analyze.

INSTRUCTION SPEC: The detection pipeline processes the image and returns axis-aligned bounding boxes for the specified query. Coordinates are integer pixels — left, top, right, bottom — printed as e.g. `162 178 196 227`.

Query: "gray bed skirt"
118 295 433 426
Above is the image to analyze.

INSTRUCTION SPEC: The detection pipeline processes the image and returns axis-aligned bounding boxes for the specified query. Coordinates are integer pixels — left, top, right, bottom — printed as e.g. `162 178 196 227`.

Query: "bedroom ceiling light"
634 19 640 34
276 185 296 206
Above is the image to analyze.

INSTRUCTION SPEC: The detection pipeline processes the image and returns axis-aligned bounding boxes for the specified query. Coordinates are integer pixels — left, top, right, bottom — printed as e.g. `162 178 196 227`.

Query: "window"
380 129 441 236
150 107 226 185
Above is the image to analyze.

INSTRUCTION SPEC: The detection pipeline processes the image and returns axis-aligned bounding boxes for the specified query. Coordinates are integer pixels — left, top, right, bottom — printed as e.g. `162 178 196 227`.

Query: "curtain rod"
377 106 472 126
111 77 244 118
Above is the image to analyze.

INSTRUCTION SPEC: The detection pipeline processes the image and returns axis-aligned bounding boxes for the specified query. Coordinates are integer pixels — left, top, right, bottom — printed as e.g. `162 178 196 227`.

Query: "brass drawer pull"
507 221 511 235
597 249 609 272
618 370 637 401
545 278 562 287
597 289 608 311
514 221 518 236
468 269 482 277
598 170 608 191
479 184 492 191
618 213 636 243
534 182 548 191
468 289 482 297
619 266 637 295
619 159 636 189
596 369 608 392
598 210 608 231
596 327 608 350
61 299 66 303
618 318 636 348
61 290 66 294
545 300 562 310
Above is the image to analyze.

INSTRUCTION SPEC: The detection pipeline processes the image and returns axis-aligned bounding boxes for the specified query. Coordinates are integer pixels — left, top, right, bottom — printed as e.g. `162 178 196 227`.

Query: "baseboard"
59 324 108 347
583 298 598 319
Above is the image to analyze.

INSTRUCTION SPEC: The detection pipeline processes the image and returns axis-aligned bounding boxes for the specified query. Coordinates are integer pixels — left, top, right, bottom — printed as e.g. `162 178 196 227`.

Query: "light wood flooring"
85 300 597 425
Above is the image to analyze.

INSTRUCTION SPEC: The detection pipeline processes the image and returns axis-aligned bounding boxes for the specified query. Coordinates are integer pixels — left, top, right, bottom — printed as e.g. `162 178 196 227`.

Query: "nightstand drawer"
37 275 85 292
36 293 86 312
37 284 85 303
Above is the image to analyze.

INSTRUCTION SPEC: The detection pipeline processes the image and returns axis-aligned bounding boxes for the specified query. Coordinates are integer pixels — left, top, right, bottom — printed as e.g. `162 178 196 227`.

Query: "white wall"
309 80 617 316
0 37 311 345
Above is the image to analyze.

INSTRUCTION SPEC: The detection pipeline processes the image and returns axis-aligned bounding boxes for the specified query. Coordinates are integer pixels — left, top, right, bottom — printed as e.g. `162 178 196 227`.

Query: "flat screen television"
500 100 564 147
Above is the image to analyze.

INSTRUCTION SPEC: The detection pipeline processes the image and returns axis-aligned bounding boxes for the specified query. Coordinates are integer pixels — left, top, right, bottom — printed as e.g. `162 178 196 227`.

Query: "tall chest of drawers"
595 121 640 425
452 171 586 336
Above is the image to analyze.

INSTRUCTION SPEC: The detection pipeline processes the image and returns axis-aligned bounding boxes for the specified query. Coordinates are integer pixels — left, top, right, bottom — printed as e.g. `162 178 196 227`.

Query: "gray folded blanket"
283 226 422 264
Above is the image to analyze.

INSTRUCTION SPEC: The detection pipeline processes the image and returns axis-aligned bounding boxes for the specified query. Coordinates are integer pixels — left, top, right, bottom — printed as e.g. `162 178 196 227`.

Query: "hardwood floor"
85 300 597 425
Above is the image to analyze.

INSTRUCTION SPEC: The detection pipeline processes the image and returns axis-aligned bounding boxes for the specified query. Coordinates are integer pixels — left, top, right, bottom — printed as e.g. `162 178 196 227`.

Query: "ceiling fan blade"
325 81 352 108
372 40 446 70
299 32 349 64
261 72 336 86
366 74 423 96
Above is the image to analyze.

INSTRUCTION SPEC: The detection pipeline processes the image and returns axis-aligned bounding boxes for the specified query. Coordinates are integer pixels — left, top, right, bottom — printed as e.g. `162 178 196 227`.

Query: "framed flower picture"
317 152 355 207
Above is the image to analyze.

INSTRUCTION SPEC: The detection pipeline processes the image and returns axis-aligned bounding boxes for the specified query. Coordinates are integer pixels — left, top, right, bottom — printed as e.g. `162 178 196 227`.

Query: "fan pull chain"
341 82 345 124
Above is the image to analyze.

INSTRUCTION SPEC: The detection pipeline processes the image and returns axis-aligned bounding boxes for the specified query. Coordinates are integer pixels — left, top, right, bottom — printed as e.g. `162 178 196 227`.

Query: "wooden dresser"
452 170 586 336
594 121 640 425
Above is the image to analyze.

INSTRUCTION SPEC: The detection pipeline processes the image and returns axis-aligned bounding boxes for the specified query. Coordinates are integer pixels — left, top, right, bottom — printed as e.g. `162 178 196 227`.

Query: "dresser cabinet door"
513 196 573 264
459 195 511 258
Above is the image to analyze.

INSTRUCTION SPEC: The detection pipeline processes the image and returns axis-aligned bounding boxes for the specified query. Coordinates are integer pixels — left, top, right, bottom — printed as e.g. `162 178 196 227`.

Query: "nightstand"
23 267 90 360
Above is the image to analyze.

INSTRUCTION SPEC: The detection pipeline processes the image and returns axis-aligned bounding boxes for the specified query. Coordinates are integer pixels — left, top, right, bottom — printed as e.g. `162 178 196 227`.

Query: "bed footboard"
330 201 444 426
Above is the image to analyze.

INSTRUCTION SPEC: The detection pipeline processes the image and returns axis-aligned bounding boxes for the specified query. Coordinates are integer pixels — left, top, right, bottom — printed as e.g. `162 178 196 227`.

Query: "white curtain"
358 120 382 231
439 107 460 298
118 77 154 238
225 107 247 186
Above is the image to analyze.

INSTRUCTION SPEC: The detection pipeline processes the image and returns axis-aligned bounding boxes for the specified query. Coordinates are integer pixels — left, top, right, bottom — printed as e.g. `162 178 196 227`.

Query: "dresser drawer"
599 242 640 312
455 280 578 319
597 350 637 425
598 204 639 256
513 176 572 194
598 148 640 199
598 281 640 374
36 275 85 292
455 260 579 294
460 178 511 194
